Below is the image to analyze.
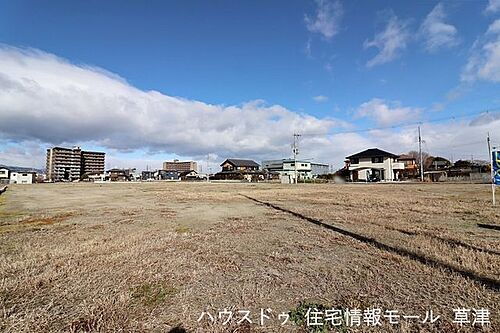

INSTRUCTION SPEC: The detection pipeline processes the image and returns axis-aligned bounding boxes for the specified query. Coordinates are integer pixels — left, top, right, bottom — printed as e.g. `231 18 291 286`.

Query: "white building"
9 171 36 184
262 159 315 183
346 148 404 182
0 168 10 184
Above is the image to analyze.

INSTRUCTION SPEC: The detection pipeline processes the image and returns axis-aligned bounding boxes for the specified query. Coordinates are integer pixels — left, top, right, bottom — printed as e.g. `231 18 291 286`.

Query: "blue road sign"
493 151 500 186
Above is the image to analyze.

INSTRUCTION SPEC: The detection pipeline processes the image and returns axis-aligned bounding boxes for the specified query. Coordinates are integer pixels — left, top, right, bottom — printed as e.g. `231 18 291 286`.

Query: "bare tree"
407 150 431 171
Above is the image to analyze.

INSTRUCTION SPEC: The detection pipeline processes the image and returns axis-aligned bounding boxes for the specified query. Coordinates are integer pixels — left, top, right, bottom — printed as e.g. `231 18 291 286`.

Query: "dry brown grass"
0 212 77 234
0 182 499 332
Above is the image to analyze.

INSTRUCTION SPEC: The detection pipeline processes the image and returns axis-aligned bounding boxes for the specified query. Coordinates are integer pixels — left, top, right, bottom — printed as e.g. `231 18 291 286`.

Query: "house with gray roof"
214 158 262 181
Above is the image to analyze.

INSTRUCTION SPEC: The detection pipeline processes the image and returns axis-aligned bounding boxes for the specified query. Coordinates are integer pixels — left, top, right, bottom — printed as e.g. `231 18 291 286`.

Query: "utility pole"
487 133 495 206
206 154 210 183
418 125 424 182
292 133 301 184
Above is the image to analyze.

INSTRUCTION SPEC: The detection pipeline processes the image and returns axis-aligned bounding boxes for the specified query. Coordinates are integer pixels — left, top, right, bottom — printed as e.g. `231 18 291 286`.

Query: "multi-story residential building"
46 147 82 182
345 148 404 182
46 146 105 182
163 160 198 172
82 150 106 175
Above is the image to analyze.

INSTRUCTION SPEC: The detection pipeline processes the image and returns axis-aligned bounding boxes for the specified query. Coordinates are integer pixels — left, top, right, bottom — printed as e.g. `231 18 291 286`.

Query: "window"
371 157 383 163
22 173 28 176
351 158 359 164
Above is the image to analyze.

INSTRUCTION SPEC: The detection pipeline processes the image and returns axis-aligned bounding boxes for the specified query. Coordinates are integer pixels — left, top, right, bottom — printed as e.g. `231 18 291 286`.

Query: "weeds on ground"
175 226 190 234
130 282 177 307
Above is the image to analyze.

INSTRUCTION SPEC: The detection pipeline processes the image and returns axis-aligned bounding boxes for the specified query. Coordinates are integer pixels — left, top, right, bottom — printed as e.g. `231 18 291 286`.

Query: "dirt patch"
0 211 77 233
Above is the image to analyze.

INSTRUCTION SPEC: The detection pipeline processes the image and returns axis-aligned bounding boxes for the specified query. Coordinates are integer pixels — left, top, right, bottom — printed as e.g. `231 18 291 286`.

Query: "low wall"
446 173 490 183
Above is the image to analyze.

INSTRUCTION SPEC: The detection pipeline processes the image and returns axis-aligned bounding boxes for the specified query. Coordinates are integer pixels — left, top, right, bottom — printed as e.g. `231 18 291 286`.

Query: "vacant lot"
0 182 499 332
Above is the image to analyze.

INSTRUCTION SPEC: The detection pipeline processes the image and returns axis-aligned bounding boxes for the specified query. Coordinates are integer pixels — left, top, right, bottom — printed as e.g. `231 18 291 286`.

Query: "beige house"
346 148 404 182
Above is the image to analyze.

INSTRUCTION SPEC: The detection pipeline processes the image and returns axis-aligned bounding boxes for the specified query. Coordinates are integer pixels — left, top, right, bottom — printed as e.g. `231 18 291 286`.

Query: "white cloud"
305 0 343 40
364 15 410 68
485 0 500 14
0 46 338 166
418 3 459 52
487 19 500 35
305 38 313 58
356 98 421 126
462 19 500 82
0 142 46 168
0 46 498 171
313 95 329 102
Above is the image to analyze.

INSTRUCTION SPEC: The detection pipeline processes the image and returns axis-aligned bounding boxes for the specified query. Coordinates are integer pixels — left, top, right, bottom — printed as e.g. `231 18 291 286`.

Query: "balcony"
392 162 405 170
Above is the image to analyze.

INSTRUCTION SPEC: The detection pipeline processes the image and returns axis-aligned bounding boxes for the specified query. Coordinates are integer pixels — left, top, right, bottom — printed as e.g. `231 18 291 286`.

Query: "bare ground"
0 182 499 332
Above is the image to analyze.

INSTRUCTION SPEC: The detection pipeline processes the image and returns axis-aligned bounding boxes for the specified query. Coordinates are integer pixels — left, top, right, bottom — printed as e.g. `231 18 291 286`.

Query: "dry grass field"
0 182 499 332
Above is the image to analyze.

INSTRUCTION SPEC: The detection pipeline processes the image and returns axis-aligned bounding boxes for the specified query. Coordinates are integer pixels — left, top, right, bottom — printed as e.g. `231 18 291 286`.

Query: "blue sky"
1 0 500 170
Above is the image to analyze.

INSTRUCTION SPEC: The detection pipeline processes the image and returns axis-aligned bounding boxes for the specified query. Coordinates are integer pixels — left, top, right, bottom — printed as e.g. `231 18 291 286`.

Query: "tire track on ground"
241 194 500 292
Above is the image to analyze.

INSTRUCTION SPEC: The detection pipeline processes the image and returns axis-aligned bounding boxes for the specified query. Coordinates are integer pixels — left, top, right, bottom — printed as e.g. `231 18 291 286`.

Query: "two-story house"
9 171 36 184
346 148 404 182
220 159 260 172
215 159 261 181
0 168 10 184
398 154 418 178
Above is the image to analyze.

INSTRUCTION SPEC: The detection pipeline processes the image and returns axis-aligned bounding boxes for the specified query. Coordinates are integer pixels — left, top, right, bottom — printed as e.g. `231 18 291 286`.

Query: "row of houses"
0 167 39 184
343 148 492 182
210 158 329 182
211 150 417 183
93 159 330 183
83 167 204 182
4 146 485 185
0 149 414 185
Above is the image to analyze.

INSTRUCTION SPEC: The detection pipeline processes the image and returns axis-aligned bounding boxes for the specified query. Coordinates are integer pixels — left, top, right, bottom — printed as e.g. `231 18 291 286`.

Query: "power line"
298 107 500 137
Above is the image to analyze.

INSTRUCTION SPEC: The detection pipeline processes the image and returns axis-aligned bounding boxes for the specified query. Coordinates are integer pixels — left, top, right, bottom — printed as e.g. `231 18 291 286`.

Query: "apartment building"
46 146 105 182
163 159 198 172
81 150 106 175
